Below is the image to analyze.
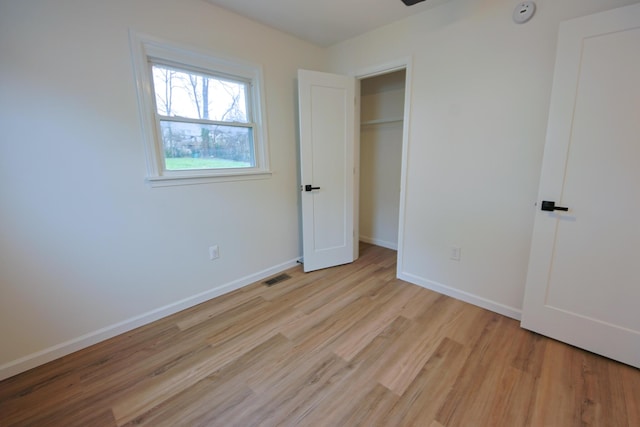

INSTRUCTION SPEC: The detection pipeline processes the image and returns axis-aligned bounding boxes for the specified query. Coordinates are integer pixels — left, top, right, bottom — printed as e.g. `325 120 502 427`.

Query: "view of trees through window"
151 64 255 171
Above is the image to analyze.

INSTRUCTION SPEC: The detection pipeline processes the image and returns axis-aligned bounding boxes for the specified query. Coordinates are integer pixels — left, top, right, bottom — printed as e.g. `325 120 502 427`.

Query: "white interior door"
298 69 357 272
521 3 640 368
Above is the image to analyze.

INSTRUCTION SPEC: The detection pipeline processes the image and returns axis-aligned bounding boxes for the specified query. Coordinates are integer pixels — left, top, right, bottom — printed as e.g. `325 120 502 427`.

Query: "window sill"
145 170 272 187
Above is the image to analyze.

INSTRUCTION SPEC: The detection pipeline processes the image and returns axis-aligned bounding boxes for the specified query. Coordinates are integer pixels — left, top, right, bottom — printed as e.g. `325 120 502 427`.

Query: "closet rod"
360 117 403 126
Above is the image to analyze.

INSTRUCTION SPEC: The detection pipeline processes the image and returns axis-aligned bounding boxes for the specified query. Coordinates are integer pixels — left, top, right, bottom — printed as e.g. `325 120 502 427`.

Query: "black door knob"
304 185 320 192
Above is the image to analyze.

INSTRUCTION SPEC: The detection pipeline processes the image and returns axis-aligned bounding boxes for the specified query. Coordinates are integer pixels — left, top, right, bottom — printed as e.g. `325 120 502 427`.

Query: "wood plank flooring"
1 243 639 426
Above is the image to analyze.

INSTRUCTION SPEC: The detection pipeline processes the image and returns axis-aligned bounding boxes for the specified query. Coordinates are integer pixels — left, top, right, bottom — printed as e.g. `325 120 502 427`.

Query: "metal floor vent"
263 273 292 287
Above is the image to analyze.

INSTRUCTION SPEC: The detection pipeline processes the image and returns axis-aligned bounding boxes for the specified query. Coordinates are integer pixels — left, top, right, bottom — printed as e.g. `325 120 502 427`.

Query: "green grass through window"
165 157 251 170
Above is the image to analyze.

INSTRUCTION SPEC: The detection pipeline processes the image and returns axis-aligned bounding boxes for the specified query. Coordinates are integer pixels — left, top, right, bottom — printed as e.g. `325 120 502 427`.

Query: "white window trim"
129 31 271 187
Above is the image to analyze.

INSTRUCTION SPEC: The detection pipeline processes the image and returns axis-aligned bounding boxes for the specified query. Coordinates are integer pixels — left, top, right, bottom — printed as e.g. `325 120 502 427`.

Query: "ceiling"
205 0 451 47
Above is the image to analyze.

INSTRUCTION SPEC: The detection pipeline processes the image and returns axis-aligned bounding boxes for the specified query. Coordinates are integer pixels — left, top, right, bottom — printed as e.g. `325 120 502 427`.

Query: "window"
130 33 270 186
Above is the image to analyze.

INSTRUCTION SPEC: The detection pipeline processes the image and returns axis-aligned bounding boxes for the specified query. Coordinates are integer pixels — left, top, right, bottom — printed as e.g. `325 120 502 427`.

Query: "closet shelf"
360 117 403 126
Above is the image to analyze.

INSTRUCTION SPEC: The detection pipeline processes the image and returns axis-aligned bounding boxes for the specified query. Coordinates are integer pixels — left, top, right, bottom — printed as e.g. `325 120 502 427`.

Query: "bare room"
1 0 639 425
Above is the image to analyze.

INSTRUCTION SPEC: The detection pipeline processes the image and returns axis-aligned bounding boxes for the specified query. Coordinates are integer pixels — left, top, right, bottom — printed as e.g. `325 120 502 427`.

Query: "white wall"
329 0 640 318
359 71 405 249
0 0 327 379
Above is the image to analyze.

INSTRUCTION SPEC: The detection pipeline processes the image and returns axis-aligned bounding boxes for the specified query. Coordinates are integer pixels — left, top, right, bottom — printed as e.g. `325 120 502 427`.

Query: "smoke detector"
513 1 536 24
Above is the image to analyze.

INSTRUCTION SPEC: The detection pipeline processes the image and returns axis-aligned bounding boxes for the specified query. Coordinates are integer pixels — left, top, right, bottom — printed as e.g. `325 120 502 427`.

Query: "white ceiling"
205 0 451 47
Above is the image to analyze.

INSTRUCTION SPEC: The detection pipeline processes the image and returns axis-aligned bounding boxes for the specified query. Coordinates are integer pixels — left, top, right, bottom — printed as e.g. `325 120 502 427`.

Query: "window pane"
152 64 248 122
160 121 255 170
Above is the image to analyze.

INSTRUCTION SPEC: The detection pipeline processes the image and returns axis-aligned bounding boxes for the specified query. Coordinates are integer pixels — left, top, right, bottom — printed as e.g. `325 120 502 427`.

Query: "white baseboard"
359 235 398 250
398 271 522 321
0 257 301 381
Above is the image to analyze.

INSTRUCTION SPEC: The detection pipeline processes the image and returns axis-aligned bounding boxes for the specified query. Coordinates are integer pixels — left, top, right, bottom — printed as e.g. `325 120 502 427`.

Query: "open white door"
298 69 357 272
521 3 640 368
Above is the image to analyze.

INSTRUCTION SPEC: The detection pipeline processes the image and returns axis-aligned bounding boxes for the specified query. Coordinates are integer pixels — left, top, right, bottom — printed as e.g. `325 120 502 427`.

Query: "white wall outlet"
450 246 461 261
209 245 220 260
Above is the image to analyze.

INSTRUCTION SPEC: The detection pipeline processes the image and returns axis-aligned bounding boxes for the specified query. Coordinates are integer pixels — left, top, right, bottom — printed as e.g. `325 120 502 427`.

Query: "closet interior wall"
359 70 406 250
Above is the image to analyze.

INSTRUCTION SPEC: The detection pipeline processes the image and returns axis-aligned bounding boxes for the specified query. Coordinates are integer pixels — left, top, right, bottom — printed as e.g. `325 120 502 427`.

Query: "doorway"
358 69 406 255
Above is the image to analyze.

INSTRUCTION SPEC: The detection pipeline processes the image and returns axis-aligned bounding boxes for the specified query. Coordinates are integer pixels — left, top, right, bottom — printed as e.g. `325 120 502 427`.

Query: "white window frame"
129 31 271 187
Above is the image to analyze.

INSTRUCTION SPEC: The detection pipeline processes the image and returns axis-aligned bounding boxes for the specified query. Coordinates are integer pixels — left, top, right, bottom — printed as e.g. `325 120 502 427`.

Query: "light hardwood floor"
1 243 639 426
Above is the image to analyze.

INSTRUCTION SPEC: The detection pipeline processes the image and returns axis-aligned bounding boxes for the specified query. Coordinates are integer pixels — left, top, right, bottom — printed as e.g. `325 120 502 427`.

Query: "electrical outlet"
450 246 461 261
209 245 219 260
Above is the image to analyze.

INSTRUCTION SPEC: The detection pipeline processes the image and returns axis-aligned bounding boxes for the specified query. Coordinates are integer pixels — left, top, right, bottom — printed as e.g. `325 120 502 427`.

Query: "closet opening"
358 68 406 259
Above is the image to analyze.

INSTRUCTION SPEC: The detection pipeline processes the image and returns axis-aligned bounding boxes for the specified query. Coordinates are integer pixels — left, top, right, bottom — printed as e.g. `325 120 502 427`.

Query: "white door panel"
521 3 640 368
298 70 357 272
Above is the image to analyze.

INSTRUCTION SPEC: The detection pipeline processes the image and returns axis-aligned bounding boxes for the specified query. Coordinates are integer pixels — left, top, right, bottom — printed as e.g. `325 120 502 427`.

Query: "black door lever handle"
304 184 320 192
541 201 569 212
